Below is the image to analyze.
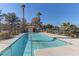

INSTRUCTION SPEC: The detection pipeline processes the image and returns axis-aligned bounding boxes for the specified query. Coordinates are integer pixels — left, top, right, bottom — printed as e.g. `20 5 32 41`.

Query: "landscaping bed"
0 32 10 40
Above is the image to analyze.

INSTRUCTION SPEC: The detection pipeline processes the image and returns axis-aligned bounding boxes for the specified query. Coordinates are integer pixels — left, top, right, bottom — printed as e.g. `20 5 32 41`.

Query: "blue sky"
0 3 79 26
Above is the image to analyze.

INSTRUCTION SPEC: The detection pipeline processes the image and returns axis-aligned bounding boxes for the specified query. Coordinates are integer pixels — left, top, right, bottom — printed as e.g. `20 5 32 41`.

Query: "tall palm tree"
21 4 25 20
0 10 3 32
36 12 42 31
21 4 26 32
36 12 42 20
31 12 42 32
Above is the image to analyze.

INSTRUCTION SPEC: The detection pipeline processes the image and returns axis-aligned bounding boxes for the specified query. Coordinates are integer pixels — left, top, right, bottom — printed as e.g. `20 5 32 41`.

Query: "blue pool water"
23 33 66 56
0 33 28 56
0 33 67 56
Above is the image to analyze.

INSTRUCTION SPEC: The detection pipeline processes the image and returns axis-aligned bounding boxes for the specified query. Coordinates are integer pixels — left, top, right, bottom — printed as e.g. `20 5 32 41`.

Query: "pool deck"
0 33 25 54
34 32 79 56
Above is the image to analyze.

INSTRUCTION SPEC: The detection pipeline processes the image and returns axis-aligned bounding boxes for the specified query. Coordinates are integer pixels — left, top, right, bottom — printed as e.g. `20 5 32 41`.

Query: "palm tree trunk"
0 19 1 32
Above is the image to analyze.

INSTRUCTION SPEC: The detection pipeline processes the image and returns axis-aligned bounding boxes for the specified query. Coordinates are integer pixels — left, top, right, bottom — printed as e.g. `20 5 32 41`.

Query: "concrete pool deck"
34 32 79 56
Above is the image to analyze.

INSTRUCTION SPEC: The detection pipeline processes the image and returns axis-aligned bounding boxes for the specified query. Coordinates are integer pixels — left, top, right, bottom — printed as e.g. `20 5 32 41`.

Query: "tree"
21 18 27 32
46 24 53 28
15 19 21 34
36 12 42 19
61 22 71 35
61 22 79 37
3 12 18 35
69 24 78 37
21 4 26 32
31 12 42 32
46 24 53 33
0 10 3 32
53 26 60 34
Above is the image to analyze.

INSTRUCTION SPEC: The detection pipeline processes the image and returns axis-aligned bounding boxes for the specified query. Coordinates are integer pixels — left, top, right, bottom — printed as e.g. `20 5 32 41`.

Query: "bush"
11 32 19 35
0 32 10 40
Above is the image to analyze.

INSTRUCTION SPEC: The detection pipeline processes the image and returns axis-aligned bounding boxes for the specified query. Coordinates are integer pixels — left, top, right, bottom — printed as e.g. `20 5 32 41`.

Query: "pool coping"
0 33 26 55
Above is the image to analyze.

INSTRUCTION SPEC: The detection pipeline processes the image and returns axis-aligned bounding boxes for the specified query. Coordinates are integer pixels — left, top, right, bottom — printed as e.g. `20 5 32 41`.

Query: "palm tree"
31 12 42 32
36 12 42 19
0 17 1 32
36 12 42 31
0 10 3 32
21 4 25 20
21 4 26 32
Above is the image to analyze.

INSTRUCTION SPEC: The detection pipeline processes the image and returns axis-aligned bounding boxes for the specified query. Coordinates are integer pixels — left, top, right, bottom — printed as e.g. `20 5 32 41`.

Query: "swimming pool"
23 32 67 56
0 33 28 56
0 32 67 56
